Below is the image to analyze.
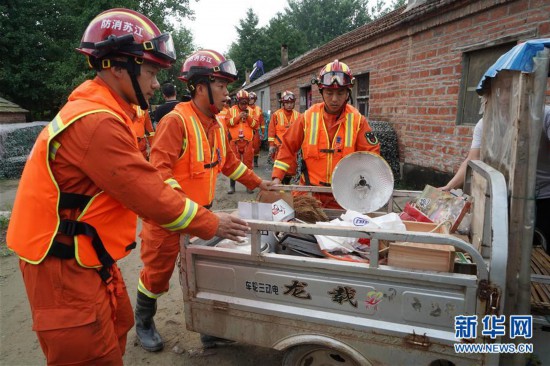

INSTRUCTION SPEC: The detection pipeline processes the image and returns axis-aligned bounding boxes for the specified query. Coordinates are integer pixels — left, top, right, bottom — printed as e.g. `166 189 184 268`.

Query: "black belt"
49 219 136 283
319 181 332 187
48 240 76 259
204 160 219 169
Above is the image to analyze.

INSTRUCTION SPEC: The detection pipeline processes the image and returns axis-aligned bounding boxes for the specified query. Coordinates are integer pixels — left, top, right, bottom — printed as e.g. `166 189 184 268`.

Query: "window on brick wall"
260 91 265 111
299 86 312 113
276 92 281 109
458 43 515 125
355 73 370 116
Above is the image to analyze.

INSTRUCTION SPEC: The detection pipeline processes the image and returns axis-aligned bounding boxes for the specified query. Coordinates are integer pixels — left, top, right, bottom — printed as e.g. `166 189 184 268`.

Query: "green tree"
369 0 406 19
285 0 372 49
227 0 406 85
0 0 194 120
257 14 308 72
226 9 265 90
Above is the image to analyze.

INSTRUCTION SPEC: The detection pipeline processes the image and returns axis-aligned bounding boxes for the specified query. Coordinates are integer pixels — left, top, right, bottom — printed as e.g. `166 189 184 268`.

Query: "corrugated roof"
0 97 29 113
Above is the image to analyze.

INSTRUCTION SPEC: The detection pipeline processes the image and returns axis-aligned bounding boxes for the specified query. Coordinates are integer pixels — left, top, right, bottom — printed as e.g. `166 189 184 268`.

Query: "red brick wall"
265 0 550 175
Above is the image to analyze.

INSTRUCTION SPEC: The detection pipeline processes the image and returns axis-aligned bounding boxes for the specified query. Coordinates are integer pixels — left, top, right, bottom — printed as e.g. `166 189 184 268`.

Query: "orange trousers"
138 221 180 296
20 257 133 365
253 131 261 156
230 139 254 169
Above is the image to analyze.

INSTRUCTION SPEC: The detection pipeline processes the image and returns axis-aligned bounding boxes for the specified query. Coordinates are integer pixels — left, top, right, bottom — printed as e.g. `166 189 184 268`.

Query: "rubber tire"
282 344 360 366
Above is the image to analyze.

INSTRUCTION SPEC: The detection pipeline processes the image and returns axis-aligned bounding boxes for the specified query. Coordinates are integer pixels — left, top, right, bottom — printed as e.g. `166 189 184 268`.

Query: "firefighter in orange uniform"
225 90 257 194
6 9 250 365
132 104 155 159
272 60 380 208
268 90 301 184
248 91 265 167
136 49 272 351
217 97 231 120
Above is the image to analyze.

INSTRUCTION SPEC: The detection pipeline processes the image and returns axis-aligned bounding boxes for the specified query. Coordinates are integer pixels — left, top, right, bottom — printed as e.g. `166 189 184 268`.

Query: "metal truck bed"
179 160 507 365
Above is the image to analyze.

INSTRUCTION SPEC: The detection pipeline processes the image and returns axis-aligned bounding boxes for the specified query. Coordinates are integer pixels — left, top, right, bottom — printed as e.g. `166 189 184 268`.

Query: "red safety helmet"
280 90 296 102
179 49 238 83
313 60 355 89
77 8 176 69
236 90 249 102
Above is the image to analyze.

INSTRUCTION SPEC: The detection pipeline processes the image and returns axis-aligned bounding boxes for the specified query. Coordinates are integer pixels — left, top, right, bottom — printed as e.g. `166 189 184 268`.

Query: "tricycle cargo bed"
181 223 488 365
179 161 508 365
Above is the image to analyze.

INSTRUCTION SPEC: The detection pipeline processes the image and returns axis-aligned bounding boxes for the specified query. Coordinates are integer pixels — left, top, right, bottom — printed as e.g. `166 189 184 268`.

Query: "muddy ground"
0 152 284 366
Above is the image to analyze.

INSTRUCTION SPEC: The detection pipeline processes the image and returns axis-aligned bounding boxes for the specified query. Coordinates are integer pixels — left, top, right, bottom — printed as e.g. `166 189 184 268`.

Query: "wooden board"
387 221 455 272
531 247 550 315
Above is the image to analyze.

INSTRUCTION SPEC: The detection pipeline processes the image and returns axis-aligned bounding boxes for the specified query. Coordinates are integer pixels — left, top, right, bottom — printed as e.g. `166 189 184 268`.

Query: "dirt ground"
0 152 284 366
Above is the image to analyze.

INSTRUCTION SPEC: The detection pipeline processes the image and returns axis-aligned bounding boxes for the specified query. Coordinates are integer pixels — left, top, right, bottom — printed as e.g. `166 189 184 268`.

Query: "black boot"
254 156 259 167
135 291 164 352
227 179 236 194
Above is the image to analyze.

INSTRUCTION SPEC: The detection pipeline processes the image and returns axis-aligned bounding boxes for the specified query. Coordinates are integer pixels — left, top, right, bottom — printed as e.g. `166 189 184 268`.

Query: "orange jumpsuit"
272 103 380 208
7 77 218 365
226 105 256 169
268 108 300 161
217 105 230 120
132 105 155 160
139 101 262 297
268 108 300 178
249 104 265 156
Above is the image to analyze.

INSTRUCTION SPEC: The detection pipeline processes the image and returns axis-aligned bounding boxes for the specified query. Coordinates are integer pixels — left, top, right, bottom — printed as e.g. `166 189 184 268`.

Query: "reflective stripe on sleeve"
274 160 289 172
227 162 247 180
138 279 164 299
165 178 181 190
161 199 198 231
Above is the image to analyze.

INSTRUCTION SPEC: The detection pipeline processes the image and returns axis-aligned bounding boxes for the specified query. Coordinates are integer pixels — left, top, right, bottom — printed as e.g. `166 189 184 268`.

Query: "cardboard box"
387 221 455 272
238 199 295 222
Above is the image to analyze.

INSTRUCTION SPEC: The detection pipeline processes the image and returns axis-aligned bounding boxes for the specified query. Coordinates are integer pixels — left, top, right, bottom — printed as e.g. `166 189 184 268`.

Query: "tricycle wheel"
282 344 360 366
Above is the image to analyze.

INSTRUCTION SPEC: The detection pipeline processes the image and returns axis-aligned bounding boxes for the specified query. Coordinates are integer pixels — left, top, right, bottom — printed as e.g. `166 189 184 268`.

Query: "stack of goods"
388 185 473 272
398 185 472 233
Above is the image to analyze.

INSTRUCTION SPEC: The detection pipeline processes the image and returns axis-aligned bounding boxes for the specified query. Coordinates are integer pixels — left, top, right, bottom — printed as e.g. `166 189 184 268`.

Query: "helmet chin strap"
206 82 220 115
106 58 148 110
126 60 148 110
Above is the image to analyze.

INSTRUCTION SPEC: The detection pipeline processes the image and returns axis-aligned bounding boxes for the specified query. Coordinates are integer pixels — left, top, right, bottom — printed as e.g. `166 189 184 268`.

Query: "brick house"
243 0 550 185
0 97 28 123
